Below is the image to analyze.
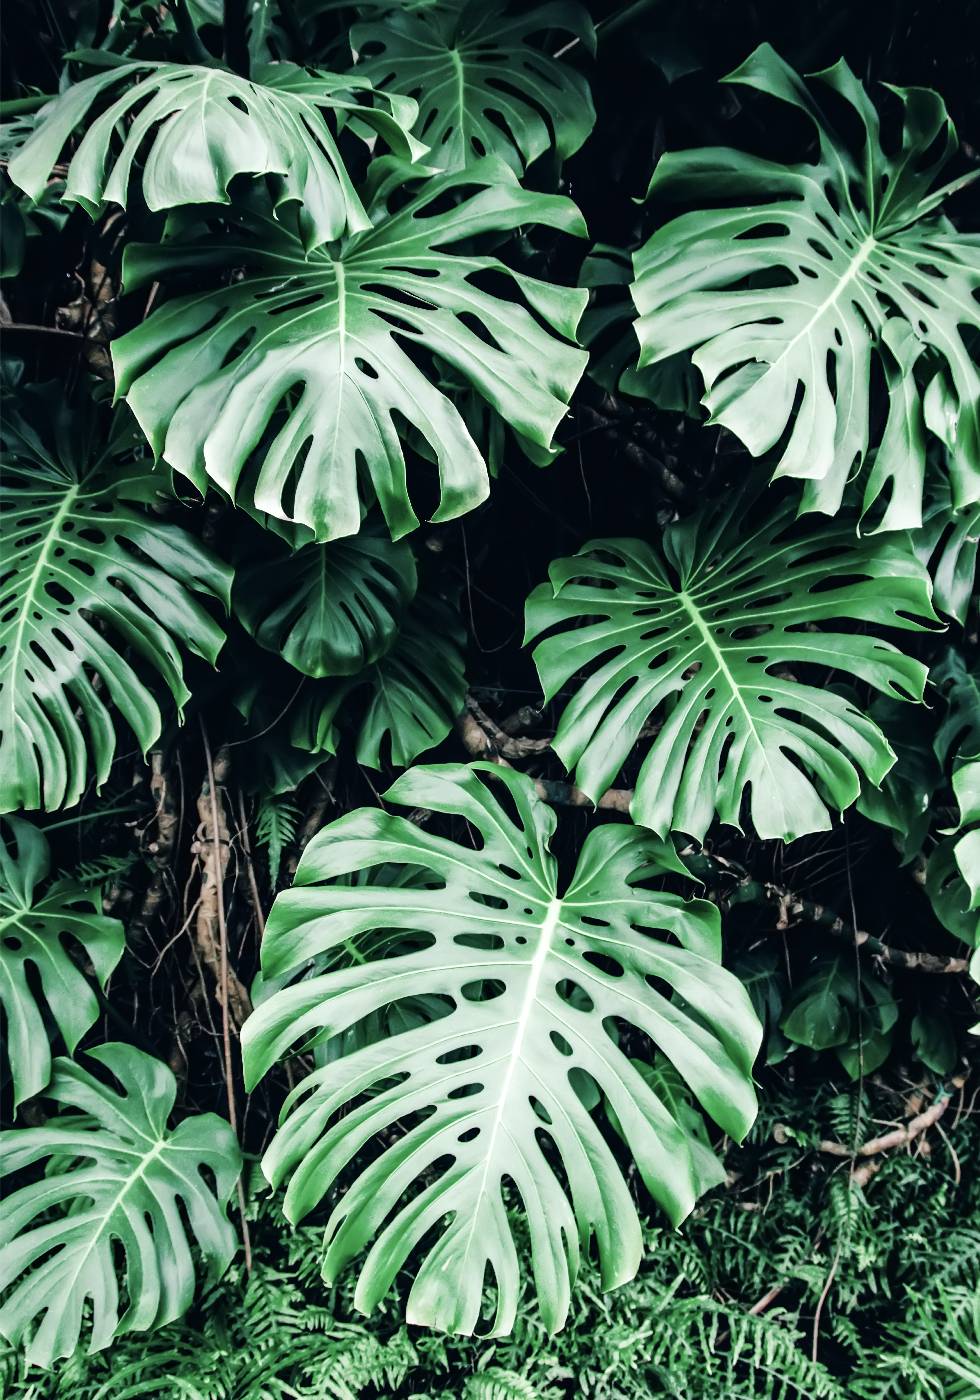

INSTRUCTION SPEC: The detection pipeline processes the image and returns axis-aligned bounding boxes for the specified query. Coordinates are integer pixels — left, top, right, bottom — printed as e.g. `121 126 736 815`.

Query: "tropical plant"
631 44 980 527
350 0 596 173
0 386 231 812
8 57 424 245
0 816 124 1106
111 162 587 541
0 0 977 1386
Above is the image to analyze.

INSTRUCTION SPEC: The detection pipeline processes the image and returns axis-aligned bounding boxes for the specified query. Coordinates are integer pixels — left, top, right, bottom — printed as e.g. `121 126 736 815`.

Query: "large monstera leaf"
351 0 595 173
525 489 937 843
0 817 124 1108
631 44 980 528
242 763 761 1336
0 1043 241 1368
0 393 231 812
236 529 417 677
113 162 588 542
8 58 423 249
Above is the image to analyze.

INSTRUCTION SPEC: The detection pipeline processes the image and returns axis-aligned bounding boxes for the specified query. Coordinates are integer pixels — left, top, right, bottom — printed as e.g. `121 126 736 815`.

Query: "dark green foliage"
0 0 977 1385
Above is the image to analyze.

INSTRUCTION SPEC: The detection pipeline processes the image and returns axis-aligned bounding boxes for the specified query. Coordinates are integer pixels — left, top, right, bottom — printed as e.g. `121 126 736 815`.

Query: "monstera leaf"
351 0 595 173
934 651 980 910
525 488 937 843
236 529 417 677
0 817 124 1107
631 44 980 527
113 161 588 542
0 1043 241 1368
243 763 760 1336
292 595 467 767
0 390 231 812
8 58 423 249
579 244 699 412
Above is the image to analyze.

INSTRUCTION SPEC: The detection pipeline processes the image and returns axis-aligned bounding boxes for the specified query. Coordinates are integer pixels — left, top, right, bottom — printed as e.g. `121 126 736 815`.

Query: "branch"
815 1074 967 1186
724 878 969 974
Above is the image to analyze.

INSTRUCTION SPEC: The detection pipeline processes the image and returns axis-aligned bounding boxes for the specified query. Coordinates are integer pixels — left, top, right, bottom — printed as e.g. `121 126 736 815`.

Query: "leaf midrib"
676 586 791 832
2 485 78 721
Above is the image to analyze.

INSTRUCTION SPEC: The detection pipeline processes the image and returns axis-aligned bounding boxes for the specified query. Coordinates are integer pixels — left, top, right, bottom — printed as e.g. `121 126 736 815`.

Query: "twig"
815 1073 968 1186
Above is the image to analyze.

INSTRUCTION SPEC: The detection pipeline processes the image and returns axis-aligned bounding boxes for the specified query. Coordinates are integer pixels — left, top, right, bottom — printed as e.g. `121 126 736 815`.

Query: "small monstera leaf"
236 529 417 677
916 479 980 623
0 817 124 1107
8 58 423 249
292 594 467 767
631 44 980 527
525 488 937 843
0 1043 241 1368
0 389 231 812
243 763 761 1337
351 0 595 173
113 161 588 542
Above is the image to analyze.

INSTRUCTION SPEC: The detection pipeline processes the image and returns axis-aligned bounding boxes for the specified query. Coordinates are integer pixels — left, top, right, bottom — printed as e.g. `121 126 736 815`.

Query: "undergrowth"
5 1080 975 1400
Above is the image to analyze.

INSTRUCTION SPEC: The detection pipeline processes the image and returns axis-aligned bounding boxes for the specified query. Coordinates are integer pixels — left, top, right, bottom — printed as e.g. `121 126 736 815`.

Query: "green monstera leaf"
351 0 595 173
0 817 124 1107
236 529 418 677
292 594 467 767
916 480 980 623
7 57 423 249
631 44 980 528
525 488 937 843
113 161 588 542
0 389 231 812
242 763 761 1336
0 1043 241 1369
934 651 980 911
780 955 898 1078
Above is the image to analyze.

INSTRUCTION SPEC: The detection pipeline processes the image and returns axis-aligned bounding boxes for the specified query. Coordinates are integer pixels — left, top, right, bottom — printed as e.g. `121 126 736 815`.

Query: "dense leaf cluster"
0 0 977 1390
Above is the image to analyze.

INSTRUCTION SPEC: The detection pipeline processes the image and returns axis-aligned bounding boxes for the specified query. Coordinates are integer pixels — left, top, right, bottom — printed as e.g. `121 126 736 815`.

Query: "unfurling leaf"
243 763 761 1336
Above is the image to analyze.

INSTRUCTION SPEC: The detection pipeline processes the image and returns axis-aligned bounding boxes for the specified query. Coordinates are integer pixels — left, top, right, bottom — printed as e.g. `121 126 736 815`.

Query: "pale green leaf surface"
113 162 588 542
525 489 937 843
0 391 231 812
8 58 424 249
242 763 761 1336
632 44 980 527
0 817 124 1107
0 1043 241 1368
351 0 595 173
